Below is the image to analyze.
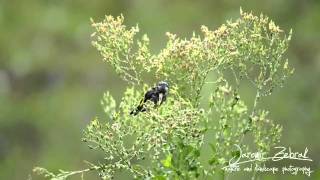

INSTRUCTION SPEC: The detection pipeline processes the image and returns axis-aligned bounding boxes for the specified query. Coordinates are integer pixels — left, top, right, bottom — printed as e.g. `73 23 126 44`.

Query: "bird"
130 81 169 115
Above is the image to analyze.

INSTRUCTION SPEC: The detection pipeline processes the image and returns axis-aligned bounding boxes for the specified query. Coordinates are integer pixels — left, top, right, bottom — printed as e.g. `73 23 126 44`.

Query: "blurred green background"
0 0 319 179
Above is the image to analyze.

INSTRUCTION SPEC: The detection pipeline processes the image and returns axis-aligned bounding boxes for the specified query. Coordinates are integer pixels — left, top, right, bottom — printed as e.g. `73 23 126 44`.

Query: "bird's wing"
144 89 155 102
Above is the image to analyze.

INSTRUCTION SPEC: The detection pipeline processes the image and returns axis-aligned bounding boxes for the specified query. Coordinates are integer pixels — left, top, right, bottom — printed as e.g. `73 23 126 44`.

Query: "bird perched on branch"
130 81 169 115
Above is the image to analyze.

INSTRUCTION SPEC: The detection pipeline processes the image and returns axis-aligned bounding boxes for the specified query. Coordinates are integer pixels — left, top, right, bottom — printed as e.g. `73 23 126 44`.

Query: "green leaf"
161 154 173 168
209 155 218 165
231 150 240 159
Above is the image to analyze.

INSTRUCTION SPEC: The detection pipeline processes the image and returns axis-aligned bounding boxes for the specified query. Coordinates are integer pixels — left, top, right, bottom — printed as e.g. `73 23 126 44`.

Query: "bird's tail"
130 99 144 116
130 105 144 116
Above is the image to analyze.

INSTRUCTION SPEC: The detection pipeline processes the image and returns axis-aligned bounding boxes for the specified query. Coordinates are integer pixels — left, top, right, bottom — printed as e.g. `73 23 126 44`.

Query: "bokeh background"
0 0 319 179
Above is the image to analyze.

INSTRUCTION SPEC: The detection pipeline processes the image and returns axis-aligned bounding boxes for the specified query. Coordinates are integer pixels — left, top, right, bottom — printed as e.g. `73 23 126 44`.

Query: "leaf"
208 156 218 165
161 154 172 168
231 150 240 159
193 149 200 158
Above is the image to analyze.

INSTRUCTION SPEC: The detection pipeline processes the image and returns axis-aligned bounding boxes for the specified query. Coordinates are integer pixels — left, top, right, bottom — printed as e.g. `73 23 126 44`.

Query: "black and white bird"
130 81 169 115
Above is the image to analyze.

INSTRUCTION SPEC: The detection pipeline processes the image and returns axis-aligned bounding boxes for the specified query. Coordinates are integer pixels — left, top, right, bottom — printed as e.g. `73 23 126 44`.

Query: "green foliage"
82 86 204 179
91 15 152 85
34 8 293 180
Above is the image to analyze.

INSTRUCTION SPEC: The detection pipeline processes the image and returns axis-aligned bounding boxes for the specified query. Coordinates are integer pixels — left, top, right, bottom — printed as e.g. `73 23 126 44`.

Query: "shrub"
34 8 293 180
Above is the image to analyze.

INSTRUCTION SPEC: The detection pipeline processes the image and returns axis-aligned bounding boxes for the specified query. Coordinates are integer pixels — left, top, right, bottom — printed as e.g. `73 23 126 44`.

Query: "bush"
34 8 293 180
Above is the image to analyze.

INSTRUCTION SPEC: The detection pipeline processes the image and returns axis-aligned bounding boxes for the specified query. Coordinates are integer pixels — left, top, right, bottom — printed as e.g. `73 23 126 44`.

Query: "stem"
56 166 100 179
194 71 209 107
249 90 261 180
251 90 261 117
239 89 261 144
231 67 240 89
